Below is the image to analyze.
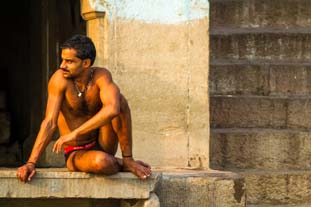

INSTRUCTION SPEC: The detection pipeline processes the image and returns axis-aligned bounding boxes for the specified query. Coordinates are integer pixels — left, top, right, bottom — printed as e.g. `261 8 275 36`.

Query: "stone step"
209 63 311 96
210 128 311 171
211 28 311 35
247 205 311 207
210 95 311 129
210 33 311 61
0 168 246 207
210 0 311 29
154 169 245 207
0 168 160 199
240 170 311 206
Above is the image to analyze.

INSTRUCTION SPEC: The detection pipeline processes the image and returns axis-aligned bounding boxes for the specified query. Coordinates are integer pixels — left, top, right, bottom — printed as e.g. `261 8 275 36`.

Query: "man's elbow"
110 105 120 118
40 119 57 132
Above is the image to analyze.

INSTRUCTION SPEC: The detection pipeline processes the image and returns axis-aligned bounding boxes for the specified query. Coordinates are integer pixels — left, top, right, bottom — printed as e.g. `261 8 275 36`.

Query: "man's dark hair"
61 34 96 65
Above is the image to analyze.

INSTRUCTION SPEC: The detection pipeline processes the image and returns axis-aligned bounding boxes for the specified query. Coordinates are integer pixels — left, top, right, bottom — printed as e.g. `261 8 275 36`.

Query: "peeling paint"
87 0 209 24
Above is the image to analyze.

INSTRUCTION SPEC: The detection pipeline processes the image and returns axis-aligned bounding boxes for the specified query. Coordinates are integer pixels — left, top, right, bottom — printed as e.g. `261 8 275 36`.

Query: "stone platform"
0 168 245 207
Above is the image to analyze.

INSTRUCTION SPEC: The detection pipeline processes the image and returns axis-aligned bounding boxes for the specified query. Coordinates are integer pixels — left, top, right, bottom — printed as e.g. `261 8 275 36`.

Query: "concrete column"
80 0 107 66
80 0 210 169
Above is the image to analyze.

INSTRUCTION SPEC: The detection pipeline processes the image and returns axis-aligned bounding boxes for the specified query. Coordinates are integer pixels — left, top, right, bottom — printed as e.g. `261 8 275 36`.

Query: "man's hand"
53 131 78 153
16 163 36 183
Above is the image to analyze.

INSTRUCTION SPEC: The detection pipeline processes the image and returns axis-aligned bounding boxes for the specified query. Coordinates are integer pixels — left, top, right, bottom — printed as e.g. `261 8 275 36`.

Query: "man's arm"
16 70 65 182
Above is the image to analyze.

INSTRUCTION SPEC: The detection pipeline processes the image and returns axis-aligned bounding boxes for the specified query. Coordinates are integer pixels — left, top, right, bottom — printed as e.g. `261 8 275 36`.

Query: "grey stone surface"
155 169 245 207
247 205 311 207
121 193 160 207
211 33 311 61
211 95 311 129
210 64 311 96
210 0 311 29
210 96 287 129
0 168 249 207
287 99 311 129
210 128 311 171
0 168 160 199
37 140 66 168
242 170 311 206
209 64 270 96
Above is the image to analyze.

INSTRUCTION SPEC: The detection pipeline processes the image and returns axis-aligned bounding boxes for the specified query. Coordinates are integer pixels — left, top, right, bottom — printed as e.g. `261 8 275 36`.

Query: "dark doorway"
0 0 86 167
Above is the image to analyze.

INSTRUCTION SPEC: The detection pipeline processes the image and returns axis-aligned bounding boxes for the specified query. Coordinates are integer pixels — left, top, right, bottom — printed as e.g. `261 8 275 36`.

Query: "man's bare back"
16 35 151 183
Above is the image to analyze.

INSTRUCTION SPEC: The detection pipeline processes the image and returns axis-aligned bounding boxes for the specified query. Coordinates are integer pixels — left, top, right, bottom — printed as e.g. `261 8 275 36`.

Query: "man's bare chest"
62 84 102 115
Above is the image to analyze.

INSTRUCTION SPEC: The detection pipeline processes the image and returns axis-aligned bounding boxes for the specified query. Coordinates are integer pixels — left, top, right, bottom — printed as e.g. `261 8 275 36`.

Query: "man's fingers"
53 140 61 153
53 140 59 152
28 170 36 181
52 143 57 152
16 171 22 181
138 166 151 180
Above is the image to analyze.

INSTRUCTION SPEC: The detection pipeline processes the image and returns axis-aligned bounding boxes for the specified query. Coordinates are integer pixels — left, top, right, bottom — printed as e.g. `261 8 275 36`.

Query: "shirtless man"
16 34 151 182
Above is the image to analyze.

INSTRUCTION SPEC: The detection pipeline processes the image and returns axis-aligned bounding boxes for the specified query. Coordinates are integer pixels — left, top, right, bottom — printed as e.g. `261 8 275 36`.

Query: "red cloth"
64 141 97 154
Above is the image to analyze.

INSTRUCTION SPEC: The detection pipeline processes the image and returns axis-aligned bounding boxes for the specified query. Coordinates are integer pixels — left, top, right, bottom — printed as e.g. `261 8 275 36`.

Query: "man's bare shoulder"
48 69 68 90
93 67 114 83
93 67 112 77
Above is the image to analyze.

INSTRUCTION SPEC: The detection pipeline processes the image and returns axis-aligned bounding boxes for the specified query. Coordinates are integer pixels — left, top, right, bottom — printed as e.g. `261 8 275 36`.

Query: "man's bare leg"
99 97 151 179
66 150 120 175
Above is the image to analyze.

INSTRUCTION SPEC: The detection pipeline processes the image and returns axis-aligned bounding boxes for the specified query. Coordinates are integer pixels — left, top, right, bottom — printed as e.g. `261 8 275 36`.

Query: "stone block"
121 193 160 207
269 65 311 96
211 95 311 129
242 170 311 206
211 96 287 128
210 63 311 96
0 169 160 199
155 170 245 207
210 0 311 29
209 64 270 96
248 205 311 207
210 128 311 171
210 33 311 61
287 98 311 129
37 140 65 168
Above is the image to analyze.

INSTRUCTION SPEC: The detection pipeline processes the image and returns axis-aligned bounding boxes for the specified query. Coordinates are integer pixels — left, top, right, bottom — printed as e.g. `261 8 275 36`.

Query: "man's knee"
93 152 119 175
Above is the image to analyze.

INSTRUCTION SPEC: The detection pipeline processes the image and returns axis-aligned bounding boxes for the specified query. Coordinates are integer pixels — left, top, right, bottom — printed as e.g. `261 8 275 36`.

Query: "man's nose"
60 61 66 69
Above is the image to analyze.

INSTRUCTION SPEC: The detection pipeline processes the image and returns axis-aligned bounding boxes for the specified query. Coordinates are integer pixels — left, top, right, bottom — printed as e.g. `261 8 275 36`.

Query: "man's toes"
137 160 151 169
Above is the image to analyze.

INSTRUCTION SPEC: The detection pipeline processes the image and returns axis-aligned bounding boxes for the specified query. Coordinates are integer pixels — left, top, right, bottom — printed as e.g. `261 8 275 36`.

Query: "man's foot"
117 158 151 180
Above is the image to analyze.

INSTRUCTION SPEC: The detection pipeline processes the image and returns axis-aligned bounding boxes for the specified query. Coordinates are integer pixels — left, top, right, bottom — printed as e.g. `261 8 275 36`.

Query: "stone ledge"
0 168 160 199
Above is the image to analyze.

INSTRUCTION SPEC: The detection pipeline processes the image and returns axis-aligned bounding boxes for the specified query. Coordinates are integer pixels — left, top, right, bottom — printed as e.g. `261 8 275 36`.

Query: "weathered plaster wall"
81 0 209 168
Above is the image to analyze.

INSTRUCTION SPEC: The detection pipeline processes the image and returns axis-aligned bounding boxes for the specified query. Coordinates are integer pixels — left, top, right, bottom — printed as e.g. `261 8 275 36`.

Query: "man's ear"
83 59 91 68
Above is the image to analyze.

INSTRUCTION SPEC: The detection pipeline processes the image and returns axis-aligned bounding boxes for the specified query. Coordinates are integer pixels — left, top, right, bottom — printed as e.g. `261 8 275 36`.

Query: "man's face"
60 48 84 78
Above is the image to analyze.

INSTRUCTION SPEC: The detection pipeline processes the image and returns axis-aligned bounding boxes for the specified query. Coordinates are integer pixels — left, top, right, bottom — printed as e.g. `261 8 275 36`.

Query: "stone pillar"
80 0 210 169
80 0 107 67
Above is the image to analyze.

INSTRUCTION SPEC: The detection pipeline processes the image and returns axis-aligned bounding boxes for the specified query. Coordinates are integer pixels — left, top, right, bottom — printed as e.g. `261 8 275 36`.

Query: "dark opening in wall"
0 0 86 167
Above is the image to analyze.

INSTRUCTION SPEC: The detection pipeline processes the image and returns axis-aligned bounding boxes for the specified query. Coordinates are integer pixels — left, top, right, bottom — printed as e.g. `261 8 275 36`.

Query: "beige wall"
81 0 209 168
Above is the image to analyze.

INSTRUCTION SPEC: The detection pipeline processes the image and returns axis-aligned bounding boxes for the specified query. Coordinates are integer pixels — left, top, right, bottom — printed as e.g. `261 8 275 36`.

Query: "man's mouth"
60 68 69 72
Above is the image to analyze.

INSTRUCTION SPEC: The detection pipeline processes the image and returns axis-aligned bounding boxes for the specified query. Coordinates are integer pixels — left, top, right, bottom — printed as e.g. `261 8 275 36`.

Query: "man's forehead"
61 48 78 58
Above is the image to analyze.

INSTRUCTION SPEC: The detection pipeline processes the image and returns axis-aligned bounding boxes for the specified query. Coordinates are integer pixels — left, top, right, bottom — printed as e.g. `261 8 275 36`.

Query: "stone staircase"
209 0 311 206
